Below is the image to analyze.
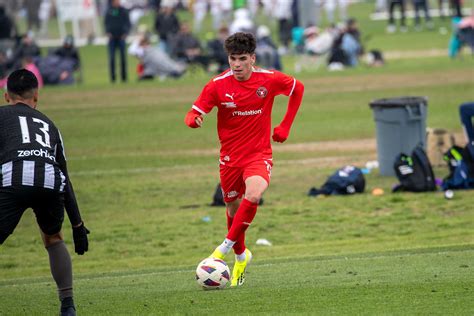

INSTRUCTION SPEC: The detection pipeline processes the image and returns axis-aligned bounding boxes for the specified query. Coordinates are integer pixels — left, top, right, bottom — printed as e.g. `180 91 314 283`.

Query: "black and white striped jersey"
0 103 82 225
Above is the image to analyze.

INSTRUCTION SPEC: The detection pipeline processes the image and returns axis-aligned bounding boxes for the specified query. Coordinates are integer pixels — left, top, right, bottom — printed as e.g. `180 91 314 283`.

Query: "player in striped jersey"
185 32 304 286
0 69 89 316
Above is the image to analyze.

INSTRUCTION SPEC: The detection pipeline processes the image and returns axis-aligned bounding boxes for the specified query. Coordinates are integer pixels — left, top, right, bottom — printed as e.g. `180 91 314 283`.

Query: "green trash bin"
369 96 428 176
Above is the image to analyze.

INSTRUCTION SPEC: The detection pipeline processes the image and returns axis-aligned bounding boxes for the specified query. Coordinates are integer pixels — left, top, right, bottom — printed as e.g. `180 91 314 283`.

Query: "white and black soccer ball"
195 258 230 290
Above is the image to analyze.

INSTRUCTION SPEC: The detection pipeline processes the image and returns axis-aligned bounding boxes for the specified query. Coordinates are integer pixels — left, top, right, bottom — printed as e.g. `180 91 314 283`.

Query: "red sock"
226 209 233 230
227 208 246 255
226 199 258 253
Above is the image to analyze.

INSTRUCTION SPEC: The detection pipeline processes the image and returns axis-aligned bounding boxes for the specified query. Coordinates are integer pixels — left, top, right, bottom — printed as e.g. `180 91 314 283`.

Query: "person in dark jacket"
8 33 41 70
154 5 180 54
52 35 82 83
53 35 81 71
0 6 16 55
460 102 474 145
104 0 130 83
0 6 14 40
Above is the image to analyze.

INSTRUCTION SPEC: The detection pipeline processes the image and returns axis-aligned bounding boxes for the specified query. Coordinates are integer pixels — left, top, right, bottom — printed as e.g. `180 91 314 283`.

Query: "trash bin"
369 96 428 176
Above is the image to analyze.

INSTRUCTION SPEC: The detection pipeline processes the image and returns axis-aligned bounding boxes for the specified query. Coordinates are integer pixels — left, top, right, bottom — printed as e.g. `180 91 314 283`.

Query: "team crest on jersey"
256 87 268 98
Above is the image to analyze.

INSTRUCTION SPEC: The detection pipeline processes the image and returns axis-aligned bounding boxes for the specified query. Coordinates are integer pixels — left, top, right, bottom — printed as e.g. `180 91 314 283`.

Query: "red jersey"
193 68 296 167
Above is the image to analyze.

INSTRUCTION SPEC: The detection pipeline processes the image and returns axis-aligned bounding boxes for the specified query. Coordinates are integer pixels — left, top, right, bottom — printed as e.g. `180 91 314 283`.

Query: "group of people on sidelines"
0 4 82 89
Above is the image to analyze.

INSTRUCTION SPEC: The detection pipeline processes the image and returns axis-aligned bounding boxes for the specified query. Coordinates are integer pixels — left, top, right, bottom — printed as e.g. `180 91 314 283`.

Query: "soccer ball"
195 258 230 290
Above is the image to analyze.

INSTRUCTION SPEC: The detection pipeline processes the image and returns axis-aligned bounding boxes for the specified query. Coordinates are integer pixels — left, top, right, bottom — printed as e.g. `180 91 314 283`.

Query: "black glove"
72 222 90 255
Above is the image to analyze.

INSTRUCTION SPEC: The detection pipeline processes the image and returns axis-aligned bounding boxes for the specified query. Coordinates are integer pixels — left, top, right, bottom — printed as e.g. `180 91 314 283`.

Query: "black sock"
46 240 73 301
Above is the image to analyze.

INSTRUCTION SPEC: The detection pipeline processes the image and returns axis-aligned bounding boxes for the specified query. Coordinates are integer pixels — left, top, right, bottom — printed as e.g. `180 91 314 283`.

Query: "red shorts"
219 158 273 203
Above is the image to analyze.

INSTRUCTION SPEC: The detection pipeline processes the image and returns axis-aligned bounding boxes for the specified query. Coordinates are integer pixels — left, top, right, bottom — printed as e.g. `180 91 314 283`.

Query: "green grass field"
1 3 474 315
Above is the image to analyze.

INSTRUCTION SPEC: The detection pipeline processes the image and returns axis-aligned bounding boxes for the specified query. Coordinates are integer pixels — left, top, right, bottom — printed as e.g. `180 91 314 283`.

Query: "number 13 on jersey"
18 116 51 148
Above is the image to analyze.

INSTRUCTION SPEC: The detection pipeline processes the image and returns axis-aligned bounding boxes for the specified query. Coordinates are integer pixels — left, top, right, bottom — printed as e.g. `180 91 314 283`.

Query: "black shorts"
0 186 65 244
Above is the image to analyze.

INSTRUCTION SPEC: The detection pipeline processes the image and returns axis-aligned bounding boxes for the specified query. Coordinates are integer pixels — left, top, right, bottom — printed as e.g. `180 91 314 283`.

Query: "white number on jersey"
18 116 51 148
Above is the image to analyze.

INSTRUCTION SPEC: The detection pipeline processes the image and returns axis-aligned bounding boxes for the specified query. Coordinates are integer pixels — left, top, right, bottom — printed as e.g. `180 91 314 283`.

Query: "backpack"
441 143 474 190
211 183 226 206
308 165 366 196
393 146 437 192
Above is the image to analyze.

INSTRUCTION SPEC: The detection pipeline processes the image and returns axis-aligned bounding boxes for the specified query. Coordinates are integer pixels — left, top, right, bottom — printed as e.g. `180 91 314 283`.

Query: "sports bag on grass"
393 146 436 192
308 165 366 196
441 143 474 190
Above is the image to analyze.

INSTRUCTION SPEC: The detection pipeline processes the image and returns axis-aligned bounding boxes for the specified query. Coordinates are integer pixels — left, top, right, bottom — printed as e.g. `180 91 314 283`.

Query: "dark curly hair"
224 32 256 55
6 69 38 99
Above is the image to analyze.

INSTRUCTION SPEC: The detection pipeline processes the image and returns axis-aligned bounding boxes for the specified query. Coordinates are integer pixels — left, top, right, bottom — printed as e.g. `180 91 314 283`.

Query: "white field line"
1 248 469 287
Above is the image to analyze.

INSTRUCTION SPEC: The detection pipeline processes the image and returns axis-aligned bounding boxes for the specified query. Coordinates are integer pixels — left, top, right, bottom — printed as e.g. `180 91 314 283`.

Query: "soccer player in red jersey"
185 32 304 286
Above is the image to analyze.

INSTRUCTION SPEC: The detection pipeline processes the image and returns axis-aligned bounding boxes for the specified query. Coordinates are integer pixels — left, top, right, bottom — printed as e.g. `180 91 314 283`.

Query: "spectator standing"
192 0 208 33
274 0 293 55
210 0 233 31
324 0 348 25
105 0 130 83
450 0 463 18
413 0 433 30
0 5 16 55
38 0 52 38
387 0 407 33
0 6 14 41
154 4 180 53
298 0 319 28
24 0 41 32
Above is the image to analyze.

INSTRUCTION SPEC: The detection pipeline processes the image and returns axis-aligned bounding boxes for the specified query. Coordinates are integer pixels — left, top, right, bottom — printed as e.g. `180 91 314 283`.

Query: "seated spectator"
52 35 82 82
449 15 474 58
255 25 282 70
171 23 209 71
291 26 305 54
128 32 186 80
36 55 76 85
11 32 41 70
22 56 43 88
304 25 338 56
53 35 81 71
341 18 363 67
328 19 363 69
207 25 230 73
